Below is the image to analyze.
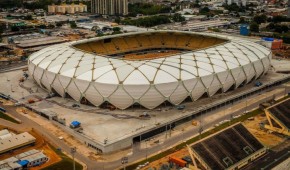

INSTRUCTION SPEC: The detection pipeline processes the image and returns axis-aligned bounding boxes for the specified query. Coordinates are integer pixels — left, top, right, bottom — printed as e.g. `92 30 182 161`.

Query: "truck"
255 81 263 87
70 121 81 129
169 156 187 167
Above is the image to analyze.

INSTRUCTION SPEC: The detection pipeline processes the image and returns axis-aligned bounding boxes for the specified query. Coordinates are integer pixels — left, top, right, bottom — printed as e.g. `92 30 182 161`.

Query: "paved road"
0 104 98 170
243 139 290 170
0 84 289 170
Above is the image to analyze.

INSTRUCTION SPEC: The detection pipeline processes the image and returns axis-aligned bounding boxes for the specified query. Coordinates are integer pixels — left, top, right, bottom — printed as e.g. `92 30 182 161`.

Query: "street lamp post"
121 157 128 170
145 139 148 161
71 147 76 170
198 125 203 139
244 100 248 114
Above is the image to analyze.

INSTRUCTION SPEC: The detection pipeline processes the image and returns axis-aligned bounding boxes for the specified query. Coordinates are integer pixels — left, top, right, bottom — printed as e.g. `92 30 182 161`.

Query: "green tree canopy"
253 14 267 25
121 15 171 27
11 25 20 32
172 13 185 22
250 22 259 32
70 22 77 29
128 3 171 16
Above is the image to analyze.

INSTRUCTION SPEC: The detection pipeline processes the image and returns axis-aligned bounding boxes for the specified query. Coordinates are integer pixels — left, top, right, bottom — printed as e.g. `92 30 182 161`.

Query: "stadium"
28 31 271 109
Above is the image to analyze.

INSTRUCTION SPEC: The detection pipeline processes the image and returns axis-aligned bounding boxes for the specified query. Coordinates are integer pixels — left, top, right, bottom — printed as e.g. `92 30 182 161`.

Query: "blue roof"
71 121 81 126
17 160 29 166
262 37 275 42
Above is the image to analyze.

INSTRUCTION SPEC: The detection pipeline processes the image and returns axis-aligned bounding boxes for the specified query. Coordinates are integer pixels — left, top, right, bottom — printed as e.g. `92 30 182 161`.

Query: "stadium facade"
28 31 271 109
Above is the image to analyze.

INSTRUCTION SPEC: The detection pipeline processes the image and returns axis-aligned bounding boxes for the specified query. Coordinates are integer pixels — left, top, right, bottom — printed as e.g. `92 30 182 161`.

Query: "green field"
41 146 83 170
0 111 20 124
126 108 264 170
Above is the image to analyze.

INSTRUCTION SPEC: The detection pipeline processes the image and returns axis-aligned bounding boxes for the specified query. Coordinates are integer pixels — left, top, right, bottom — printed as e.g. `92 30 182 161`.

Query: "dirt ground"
243 114 284 148
272 45 290 59
66 34 81 41
140 147 189 170
30 144 62 170
0 98 14 106
17 107 101 161
140 112 286 170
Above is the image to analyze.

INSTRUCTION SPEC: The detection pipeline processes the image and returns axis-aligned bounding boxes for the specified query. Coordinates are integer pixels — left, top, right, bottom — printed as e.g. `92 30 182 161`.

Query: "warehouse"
0 132 36 155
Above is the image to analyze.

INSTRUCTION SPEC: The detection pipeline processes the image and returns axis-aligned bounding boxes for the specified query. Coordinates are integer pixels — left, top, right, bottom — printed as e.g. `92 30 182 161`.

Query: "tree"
266 23 289 33
199 7 210 14
112 27 122 34
273 24 289 33
70 22 77 29
272 15 289 23
113 27 121 32
0 25 3 35
172 13 185 22
0 0 22 8
47 24 55 29
38 24 47 29
11 26 20 32
24 15 33 20
56 22 63 27
253 14 267 24
250 22 259 32
0 26 3 42
192 0 200 8
281 25 289 33
239 17 246 23
115 17 121 24
128 3 171 16
121 15 171 27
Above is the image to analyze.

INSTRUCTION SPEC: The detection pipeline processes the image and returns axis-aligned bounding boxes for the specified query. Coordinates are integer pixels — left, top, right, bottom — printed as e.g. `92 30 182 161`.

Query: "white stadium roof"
28 31 271 109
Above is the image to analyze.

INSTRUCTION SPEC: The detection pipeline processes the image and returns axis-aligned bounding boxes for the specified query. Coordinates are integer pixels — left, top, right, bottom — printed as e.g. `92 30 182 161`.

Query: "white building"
0 149 48 169
0 132 36 155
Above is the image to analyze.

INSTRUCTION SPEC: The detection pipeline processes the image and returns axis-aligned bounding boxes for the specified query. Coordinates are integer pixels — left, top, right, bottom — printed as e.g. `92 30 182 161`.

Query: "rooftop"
0 149 47 169
0 132 36 154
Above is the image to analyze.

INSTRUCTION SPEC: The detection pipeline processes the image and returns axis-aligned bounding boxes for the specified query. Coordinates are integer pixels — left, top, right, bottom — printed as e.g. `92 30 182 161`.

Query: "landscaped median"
41 145 83 170
0 110 21 124
125 109 264 170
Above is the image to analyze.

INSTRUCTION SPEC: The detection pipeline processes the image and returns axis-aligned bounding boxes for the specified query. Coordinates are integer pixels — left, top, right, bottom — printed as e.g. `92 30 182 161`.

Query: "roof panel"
123 70 149 85
154 70 177 84
96 70 119 84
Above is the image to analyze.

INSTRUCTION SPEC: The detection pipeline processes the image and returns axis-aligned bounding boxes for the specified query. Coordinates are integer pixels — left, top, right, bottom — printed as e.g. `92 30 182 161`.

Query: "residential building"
91 0 128 16
48 3 87 14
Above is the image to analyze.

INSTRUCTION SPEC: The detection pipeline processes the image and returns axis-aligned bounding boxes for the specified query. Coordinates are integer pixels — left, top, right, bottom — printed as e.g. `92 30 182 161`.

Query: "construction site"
134 97 289 170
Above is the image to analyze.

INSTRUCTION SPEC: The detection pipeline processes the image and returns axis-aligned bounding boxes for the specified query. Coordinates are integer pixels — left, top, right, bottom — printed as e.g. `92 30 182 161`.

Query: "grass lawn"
0 111 20 124
41 145 83 170
126 108 264 170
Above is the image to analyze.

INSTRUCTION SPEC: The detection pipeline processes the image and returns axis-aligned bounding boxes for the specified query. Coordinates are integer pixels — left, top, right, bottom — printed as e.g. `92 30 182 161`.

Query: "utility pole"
121 156 128 170
145 139 148 161
71 147 76 170
244 100 248 114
